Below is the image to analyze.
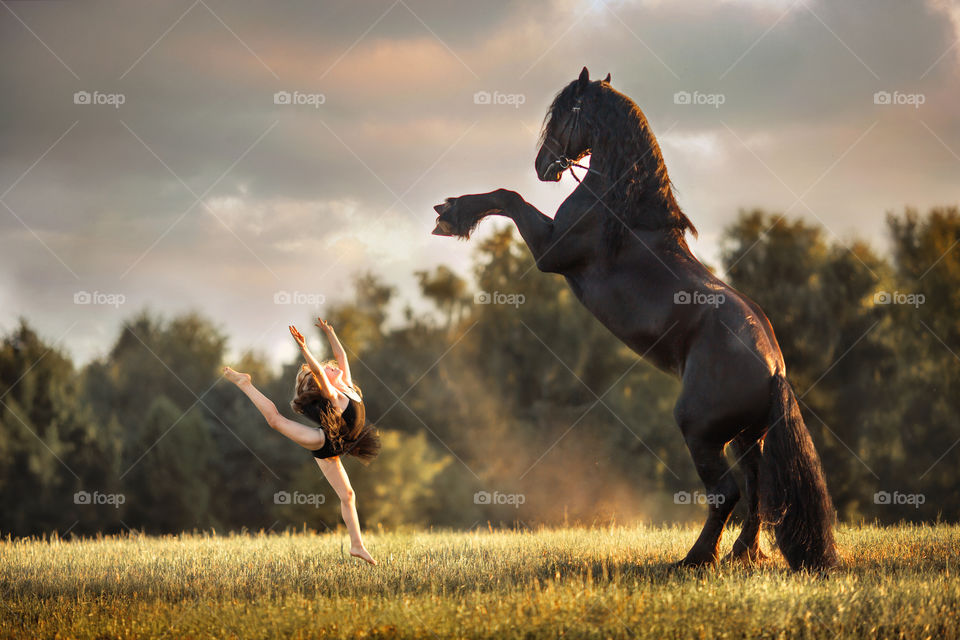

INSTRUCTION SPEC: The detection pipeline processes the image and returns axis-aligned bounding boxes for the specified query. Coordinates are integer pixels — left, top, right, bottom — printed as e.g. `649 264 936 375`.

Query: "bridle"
549 98 601 183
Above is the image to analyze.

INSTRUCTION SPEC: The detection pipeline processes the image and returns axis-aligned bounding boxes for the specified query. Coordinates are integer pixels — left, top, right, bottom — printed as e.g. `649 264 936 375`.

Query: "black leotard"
310 395 365 459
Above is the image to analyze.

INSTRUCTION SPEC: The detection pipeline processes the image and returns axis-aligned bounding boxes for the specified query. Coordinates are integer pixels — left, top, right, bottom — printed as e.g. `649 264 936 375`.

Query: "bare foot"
350 545 376 565
223 366 251 386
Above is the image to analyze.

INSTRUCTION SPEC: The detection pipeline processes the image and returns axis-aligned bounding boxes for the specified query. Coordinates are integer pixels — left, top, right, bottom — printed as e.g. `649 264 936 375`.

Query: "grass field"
1 524 958 639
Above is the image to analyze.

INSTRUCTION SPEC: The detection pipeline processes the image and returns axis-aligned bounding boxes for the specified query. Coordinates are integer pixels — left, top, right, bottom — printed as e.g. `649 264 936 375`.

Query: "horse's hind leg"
675 428 741 567
726 434 768 564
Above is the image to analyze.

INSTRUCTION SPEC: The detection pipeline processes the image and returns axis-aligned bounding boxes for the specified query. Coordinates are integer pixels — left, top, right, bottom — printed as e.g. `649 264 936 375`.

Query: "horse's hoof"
670 555 717 570
431 218 456 236
431 199 466 237
725 546 768 565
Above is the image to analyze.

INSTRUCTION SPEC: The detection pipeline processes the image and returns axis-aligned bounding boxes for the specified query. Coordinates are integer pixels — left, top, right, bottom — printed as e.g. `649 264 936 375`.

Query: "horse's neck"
588 144 695 253
557 170 601 207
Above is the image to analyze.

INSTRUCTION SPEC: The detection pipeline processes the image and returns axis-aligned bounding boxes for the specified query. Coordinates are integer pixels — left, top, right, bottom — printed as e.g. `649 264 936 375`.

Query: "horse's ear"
578 66 590 87
603 73 611 83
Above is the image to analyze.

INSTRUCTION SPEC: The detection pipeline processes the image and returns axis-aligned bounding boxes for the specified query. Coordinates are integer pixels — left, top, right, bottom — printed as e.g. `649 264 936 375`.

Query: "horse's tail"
758 373 838 571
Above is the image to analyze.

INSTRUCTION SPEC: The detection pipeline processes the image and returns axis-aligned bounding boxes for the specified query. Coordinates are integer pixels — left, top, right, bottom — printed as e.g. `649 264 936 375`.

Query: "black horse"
432 68 837 571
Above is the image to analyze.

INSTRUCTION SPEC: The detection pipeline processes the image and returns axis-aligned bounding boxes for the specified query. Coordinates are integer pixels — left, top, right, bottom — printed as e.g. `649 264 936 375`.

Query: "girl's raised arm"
316 319 352 387
289 325 338 400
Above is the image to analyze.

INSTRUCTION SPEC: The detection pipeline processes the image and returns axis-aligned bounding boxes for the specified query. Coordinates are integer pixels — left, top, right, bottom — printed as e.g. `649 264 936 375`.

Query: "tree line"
1 206 957 537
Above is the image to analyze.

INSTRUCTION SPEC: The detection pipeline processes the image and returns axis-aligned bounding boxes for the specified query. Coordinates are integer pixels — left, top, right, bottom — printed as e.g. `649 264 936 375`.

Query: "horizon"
2 0 958 367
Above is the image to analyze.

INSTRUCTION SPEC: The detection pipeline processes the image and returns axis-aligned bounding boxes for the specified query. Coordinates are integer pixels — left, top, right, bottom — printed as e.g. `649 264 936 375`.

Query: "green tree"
122 396 215 532
881 207 960 521
0 320 121 536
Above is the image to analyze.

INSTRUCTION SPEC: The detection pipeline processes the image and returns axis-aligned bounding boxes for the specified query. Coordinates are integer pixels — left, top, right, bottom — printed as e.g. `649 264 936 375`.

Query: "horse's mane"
542 80 697 251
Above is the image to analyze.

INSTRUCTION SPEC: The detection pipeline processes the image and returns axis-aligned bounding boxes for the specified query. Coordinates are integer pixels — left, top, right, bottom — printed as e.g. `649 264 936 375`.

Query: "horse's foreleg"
432 190 569 273
432 191 510 238
675 432 741 567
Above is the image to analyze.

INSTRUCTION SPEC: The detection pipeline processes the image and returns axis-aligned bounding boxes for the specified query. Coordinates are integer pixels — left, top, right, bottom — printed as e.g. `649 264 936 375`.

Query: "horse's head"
535 67 611 182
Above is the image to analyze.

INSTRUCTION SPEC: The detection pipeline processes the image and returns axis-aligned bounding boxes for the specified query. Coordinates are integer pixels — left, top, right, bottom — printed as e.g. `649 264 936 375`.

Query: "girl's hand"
315 318 334 334
289 325 306 346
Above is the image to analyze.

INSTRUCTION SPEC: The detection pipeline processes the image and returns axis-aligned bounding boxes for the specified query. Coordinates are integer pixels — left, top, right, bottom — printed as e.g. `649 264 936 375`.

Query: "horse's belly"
566 274 682 372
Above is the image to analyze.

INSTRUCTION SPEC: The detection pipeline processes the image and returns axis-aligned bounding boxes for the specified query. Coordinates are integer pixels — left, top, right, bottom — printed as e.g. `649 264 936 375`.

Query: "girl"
224 318 381 565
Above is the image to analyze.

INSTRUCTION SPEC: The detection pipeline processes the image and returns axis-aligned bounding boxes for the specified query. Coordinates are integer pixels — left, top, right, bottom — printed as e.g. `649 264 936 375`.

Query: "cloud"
0 0 957 365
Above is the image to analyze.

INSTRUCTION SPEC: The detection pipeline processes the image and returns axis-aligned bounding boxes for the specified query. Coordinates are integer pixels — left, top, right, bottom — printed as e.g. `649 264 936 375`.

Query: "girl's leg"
225 367 325 450
316 457 376 565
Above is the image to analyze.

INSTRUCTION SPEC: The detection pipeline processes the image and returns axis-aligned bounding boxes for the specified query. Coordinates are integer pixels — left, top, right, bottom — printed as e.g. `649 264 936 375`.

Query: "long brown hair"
291 363 381 464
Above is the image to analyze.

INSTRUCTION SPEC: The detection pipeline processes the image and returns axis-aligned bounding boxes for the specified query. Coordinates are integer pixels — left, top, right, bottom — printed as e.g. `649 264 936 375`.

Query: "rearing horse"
432 67 837 571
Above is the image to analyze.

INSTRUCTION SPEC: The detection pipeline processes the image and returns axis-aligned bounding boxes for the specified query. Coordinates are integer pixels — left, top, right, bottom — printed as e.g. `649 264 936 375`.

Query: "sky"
1 0 958 368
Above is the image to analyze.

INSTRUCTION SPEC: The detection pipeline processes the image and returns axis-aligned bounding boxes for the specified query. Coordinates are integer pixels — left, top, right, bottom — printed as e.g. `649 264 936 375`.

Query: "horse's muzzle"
537 160 564 182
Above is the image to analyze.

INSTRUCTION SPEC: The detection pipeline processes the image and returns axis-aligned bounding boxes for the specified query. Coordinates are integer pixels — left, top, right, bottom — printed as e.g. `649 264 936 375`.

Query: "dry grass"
1 523 957 638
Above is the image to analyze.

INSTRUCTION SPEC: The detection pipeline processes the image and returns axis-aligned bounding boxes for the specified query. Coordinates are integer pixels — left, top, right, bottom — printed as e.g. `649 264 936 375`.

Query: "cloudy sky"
2 0 958 367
